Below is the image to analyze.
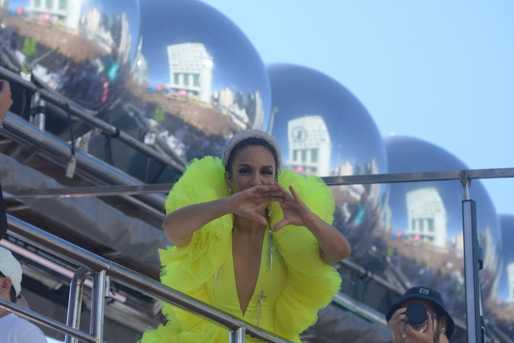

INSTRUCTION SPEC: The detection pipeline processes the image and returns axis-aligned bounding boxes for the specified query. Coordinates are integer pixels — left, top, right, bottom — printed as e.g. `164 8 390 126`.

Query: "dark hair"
0 271 17 303
225 137 280 179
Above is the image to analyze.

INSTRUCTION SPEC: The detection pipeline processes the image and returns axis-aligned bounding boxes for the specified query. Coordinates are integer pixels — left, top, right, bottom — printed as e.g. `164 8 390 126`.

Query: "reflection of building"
406 188 447 248
117 13 131 62
167 43 213 102
215 88 250 129
133 54 148 85
287 115 331 176
508 263 514 302
28 0 83 30
454 234 464 257
253 91 264 130
81 7 115 54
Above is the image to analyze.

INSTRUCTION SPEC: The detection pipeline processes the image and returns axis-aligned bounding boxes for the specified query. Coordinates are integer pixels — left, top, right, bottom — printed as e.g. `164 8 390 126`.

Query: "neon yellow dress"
141 157 341 343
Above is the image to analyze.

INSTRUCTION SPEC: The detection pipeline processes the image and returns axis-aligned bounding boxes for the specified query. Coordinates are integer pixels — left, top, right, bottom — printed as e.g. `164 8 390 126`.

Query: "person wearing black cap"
0 80 12 240
386 286 455 343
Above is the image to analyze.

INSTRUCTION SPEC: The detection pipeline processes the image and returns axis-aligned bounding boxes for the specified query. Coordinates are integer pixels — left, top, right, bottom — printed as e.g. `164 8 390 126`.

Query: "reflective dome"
0 0 140 112
488 215 514 336
384 135 501 321
89 0 271 173
268 63 389 269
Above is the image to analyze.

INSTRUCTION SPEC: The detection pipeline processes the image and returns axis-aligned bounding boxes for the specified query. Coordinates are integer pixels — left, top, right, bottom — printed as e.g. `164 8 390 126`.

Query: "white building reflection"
508 262 514 302
287 115 331 176
28 0 83 30
406 188 447 248
167 42 213 102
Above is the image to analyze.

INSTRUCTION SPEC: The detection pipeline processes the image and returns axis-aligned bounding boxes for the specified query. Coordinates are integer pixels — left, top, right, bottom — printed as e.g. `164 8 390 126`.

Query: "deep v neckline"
230 228 267 317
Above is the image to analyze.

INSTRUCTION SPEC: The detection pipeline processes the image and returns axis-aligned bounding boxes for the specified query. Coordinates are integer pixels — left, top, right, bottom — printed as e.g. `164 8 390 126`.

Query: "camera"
406 303 428 331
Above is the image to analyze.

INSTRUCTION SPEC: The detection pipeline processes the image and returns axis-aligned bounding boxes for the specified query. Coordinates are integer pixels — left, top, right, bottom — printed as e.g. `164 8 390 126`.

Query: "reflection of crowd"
387 241 466 317
0 17 130 111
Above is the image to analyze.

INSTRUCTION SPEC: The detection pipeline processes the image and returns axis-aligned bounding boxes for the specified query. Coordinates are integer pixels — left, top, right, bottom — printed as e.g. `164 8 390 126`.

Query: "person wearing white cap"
0 247 47 343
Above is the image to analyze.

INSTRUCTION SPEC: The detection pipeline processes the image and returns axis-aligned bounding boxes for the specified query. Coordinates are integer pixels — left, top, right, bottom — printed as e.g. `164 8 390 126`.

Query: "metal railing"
0 215 292 343
2 167 514 342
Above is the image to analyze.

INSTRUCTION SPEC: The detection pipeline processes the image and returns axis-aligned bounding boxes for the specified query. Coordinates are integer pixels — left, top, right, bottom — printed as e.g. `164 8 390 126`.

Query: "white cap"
0 247 22 297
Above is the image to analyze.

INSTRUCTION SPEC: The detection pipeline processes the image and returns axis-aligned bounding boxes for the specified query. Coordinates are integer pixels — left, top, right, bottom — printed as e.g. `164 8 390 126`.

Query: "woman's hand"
272 185 351 263
229 184 284 226
272 185 313 230
0 80 13 123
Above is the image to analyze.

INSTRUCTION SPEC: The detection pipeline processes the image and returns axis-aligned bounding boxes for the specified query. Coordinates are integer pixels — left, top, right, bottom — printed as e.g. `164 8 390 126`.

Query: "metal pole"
0 299 96 342
461 177 483 343
65 268 88 343
229 327 246 343
8 167 514 199
90 270 107 343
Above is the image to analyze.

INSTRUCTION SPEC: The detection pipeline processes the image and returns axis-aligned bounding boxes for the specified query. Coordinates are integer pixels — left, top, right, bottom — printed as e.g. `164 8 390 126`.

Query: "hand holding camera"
387 287 454 343
389 304 434 343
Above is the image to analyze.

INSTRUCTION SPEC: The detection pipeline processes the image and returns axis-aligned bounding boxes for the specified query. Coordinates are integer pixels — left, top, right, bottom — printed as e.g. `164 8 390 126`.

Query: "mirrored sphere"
487 215 514 336
90 0 271 172
268 63 389 269
384 135 501 321
0 0 140 112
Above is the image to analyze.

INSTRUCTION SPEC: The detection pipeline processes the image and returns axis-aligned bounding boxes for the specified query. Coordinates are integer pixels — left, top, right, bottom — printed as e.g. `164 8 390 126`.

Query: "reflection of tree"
125 87 230 161
387 237 466 317
128 81 239 137
486 300 514 338
332 183 388 274
5 16 106 62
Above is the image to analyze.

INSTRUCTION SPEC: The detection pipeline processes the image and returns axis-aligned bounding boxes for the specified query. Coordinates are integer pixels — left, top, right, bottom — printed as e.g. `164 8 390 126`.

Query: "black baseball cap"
386 286 455 338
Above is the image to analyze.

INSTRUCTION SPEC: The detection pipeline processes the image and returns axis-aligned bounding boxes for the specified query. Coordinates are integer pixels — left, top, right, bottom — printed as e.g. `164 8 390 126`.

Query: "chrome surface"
383 135 501 322
488 215 514 337
89 0 271 180
267 63 388 269
0 0 140 111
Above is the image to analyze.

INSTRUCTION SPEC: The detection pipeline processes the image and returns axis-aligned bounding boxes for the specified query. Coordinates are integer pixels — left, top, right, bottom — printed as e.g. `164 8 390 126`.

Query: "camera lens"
406 303 428 331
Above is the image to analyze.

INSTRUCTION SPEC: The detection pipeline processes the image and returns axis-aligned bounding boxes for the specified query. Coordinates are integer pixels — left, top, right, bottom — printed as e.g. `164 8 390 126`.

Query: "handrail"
0 298 96 342
5 165 514 341
5 214 292 343
8 167 514 199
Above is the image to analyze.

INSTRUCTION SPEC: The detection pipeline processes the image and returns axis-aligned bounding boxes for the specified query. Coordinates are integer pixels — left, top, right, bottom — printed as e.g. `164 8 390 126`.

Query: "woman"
142 130 351 342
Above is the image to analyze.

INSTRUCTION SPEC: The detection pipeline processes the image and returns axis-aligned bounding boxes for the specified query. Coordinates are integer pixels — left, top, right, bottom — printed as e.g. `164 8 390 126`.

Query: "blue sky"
205 0 514 215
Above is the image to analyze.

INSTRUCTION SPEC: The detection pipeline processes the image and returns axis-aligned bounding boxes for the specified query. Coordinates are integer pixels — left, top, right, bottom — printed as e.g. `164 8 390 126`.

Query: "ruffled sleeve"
141 157 233 342
271 170 342 340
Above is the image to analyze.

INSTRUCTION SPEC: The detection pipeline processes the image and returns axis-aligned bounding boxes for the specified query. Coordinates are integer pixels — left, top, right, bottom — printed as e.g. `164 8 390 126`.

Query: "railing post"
65 267 88 343
89 270 108 343
461 175 484 343
229 327 246 343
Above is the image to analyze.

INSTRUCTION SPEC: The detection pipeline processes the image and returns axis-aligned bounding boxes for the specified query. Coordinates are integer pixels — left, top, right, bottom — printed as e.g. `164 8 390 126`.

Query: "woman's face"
228 144 277 193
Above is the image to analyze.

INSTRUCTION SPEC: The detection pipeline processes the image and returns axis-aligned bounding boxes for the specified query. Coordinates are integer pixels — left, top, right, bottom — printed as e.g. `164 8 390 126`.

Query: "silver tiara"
223 130 281 169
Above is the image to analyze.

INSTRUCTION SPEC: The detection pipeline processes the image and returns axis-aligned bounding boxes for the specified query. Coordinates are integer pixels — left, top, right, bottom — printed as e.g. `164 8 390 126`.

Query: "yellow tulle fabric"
141 157 341 343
